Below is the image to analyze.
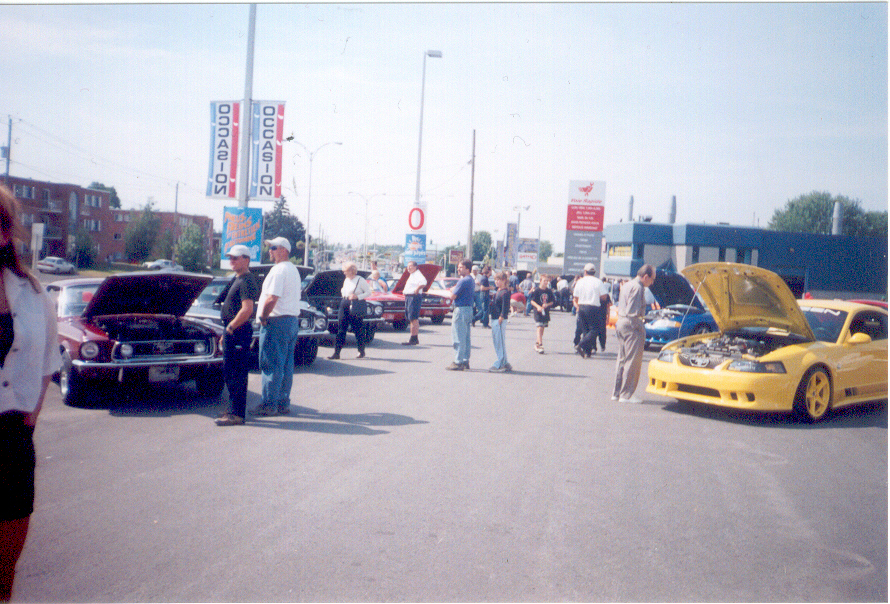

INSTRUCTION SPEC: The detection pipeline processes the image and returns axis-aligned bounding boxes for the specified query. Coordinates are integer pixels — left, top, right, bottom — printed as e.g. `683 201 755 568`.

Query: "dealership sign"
564 180 606 274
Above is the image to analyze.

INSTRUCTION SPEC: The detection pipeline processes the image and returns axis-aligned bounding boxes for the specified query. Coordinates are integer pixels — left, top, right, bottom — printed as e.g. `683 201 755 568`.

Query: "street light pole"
414 50 442 206
348 191 386 269
285 138 342 266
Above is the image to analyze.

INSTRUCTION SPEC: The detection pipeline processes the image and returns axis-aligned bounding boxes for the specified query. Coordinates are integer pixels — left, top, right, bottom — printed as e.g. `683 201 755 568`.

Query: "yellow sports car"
646 263 887 422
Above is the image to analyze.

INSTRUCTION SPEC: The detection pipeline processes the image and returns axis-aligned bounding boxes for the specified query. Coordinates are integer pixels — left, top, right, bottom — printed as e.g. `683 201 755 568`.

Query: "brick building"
4 175 215 264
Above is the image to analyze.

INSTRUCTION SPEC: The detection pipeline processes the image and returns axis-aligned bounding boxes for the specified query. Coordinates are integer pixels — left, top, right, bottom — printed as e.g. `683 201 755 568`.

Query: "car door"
834 310 888 403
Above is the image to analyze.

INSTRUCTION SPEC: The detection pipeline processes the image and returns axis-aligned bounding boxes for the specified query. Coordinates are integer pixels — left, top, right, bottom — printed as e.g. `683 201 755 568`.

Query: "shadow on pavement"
661 398 887 429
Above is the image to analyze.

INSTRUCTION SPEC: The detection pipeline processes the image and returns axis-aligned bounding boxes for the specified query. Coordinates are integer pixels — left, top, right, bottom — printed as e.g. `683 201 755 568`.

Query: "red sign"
408 206 425 231
566 204 604 232
449 249 464 264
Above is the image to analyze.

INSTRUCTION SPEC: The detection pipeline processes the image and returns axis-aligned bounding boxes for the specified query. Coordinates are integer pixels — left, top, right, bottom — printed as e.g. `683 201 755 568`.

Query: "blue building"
602 222 887 299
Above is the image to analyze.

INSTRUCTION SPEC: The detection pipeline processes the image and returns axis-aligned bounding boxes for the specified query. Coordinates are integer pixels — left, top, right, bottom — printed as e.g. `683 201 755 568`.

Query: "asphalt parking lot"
14 306 889 602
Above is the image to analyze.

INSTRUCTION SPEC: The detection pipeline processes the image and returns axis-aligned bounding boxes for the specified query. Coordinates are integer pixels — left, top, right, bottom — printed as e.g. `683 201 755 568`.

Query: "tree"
263 197 305 259
156 229 175 261
538 240 553 263
88 182 121 209
768 191 888 238
472 231 492 263
124 199 161 263
71 229 97 269
176 224 208 272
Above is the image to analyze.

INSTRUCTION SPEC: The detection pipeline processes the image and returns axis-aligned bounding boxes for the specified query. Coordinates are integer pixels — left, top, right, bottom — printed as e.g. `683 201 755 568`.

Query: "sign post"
563 181 605 274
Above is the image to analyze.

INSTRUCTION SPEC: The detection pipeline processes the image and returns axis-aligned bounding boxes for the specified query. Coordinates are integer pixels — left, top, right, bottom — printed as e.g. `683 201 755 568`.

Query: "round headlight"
80 341 100 360
194 342 207 354
374 305 383 316
315 317 327 331
119 343 134 358
300 318 310 330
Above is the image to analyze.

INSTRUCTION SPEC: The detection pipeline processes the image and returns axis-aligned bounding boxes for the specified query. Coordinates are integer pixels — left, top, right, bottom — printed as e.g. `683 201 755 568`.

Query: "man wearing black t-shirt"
215 245 260 426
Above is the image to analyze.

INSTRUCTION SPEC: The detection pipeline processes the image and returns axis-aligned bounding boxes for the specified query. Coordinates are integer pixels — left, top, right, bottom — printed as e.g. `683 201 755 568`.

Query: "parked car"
302 269 384 341
644 269 717 349
36 256 75 274
46 272 225 406
362 269 408 330
646 263 888 422
144 259 184 271
390 264 451 325
187 265 328 366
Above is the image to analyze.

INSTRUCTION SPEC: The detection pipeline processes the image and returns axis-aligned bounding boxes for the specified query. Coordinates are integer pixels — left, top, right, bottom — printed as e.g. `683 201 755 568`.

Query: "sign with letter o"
408 205 425 232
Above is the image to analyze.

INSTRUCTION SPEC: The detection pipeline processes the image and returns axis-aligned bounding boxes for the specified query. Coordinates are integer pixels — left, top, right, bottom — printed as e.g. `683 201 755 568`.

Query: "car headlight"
119 343 134 358
80 341 100 360
194 342 207 354
656 350 675 363
315 317 327 331
727 360 786 374
300 317 311 330
651 319 682 329
374 305 383 316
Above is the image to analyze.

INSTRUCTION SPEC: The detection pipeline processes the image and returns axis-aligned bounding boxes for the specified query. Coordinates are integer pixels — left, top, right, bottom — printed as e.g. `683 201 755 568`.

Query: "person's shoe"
504 363 513 372
277 405 290 415
327 353 341 360
590 350 597 356
253 405 277 417
446 362 463 371
534 344 544 354
401 336 419 345
356 351 365 359
611 395 619 401
619 396 644 404
215 413 244 426
574 344 584 356
459 362 470 371
489 366 507 373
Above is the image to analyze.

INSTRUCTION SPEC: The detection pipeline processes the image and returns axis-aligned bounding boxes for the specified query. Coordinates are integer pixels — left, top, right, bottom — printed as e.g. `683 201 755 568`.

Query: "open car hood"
681 263 814 340
303 270 346 298
391 264 441 295
84 272 212 319
650 270 704 309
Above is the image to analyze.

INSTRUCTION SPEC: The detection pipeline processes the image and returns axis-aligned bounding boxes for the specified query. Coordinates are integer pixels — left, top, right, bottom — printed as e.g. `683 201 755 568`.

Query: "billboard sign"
564 180 606 274
404 233 427 264
221 206 264 267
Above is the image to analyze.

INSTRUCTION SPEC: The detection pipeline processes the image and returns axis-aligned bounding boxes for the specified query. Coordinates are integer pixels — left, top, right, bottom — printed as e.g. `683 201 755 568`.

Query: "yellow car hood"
681 263 815 340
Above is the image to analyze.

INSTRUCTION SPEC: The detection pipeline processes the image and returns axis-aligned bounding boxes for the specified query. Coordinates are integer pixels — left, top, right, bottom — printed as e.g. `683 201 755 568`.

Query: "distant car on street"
144 259 184 271
36 256 75 274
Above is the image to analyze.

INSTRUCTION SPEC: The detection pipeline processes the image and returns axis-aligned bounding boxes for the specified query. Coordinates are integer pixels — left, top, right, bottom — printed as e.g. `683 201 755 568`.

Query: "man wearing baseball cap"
572 262 610 358
256 236 301 416
215 244 259 426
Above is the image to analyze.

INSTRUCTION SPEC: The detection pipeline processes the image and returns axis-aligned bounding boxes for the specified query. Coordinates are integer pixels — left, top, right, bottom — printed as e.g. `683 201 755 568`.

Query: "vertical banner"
404 202 427 264
207 101 240 199
517 238 540 265
505 222 518 267
564 180 605 274
250 101 285 200
220 206 264 267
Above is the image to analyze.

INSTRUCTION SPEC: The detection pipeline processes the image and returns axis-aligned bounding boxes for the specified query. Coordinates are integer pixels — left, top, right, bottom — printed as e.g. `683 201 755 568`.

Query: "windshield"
193 281 228 307
58 284 100 317
802 306 848 343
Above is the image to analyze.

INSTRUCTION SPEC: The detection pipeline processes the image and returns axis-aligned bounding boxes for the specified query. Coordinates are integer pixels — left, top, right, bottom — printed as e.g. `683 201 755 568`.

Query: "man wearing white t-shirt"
256 236 302 416
572 263 610 357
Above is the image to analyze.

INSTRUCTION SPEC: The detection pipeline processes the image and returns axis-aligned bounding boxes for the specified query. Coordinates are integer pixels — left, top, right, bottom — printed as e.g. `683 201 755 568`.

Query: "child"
528 275 554 353
489 272 512 372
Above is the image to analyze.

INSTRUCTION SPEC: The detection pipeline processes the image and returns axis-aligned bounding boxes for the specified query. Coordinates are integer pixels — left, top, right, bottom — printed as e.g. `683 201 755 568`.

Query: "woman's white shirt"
0 269 60 414
341 276 371 299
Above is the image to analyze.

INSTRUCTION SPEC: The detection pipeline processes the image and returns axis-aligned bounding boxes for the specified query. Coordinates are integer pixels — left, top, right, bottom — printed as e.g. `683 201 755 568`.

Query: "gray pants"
613 316 645 399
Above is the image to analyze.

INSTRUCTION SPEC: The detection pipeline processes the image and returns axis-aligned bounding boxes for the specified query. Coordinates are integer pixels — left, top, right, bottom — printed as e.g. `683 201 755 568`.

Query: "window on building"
42 189 50 202
633 243 645 259
718 248 726 261
691 246 700 263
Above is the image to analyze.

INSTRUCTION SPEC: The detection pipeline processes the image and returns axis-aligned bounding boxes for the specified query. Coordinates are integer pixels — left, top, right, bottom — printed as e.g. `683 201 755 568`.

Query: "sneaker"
504 363 513 372
356 351 365 359
215 413 244 426
619 396 644 404
534 344 544 354
610 395 619 401
574 344 584 356
590 350 597 356
446 362 463 371
489 366 507 373
253 405 278 416
460 362 470 371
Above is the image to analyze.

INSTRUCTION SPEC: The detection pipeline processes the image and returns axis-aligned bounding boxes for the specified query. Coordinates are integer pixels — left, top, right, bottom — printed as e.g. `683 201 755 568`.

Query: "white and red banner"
564 180 606 273
207 101 240 199
249 101 285 200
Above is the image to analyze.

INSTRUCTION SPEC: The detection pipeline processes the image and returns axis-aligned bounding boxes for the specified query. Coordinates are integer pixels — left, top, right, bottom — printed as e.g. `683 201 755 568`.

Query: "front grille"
116 339 213 360
676 384 721 398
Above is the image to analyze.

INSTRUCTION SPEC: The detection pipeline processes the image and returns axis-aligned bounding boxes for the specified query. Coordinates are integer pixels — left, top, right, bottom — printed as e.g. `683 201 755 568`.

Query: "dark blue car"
644 269 716 349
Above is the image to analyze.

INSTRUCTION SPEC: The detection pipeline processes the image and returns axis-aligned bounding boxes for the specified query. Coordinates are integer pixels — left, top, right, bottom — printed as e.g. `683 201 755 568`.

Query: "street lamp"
348 191 386 269
414 50 442 206
285 137 342 266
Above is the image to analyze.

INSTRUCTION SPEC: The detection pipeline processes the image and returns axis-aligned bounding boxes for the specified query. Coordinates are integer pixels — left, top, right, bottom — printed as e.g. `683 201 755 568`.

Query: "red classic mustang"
390 264 451 325
46 272 225 406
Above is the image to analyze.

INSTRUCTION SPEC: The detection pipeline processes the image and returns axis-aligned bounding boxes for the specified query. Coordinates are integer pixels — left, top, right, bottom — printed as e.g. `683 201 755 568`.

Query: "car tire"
294 339 319 366
59 352 90 407
364 323 376 343
794 366 832 423
196 368 225 399
430 314 445 325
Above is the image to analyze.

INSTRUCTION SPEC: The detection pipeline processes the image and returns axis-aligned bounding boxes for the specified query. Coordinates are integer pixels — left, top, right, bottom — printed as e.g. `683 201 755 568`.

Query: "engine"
674 333 793 368
93 316 215 342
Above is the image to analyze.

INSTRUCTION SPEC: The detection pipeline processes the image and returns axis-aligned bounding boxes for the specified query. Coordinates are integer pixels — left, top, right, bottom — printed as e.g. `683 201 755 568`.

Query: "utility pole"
466 130 475 262
237 4 257 207
3 116 11 186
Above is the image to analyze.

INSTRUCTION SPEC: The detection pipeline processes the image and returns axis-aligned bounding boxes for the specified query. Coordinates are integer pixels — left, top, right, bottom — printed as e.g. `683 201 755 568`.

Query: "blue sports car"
644 269 717 349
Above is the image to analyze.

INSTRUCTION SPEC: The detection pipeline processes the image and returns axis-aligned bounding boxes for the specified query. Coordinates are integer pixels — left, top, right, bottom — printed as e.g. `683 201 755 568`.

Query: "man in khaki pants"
612 264 655 403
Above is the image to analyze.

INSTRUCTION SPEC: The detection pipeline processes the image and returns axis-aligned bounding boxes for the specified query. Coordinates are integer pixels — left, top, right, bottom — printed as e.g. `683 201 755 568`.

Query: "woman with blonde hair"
328 262 372 359
0 185 60 600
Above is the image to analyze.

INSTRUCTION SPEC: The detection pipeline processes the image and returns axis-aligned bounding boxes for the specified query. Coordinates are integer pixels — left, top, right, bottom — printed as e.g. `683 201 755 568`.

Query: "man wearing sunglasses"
256 236 301 416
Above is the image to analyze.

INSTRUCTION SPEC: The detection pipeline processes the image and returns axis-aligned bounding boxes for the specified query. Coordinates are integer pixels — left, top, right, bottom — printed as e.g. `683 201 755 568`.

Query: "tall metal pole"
414 50 442 206
466 130 475 262
3 116 11 186
172 181 179 260
237 4 257 207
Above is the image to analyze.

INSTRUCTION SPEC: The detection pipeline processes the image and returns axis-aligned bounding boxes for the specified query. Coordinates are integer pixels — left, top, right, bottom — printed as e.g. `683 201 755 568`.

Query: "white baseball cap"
264 236 291 252
226 244 251 258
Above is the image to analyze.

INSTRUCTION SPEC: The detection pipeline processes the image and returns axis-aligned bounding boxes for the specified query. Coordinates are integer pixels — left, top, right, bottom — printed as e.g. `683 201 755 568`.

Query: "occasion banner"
249 101 285 200
207 101 241 199
220 206 264 266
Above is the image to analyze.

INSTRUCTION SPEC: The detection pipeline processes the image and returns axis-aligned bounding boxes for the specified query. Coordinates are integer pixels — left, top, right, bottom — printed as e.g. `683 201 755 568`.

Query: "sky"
2 2 887 254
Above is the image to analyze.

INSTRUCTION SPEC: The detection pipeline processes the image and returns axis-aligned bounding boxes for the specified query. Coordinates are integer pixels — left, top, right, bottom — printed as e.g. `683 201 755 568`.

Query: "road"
14 304 888 602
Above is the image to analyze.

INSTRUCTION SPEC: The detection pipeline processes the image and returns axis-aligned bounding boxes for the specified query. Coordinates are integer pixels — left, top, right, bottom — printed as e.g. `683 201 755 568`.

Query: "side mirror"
847 332 872 345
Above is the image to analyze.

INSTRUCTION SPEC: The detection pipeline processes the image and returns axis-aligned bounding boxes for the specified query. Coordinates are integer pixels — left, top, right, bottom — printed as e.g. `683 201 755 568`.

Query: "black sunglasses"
269 246 279 251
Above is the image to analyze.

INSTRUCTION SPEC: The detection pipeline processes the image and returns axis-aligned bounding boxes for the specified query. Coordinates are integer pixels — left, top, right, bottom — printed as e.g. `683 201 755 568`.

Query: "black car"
187 265 329 366
302 269 385 342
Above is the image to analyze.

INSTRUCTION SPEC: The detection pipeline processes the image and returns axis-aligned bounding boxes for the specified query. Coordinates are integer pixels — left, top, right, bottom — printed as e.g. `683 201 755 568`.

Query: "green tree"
124 199 161 263
538 240 553 263
472 231 492 263
88 182 121 209
263 197 305 260
156 229 175 261
176 224 208 272
71 229 97 269
768 191 888 238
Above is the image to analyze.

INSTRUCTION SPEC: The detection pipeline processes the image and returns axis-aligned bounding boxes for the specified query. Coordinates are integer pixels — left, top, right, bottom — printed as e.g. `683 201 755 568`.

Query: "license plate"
148 365 179 383
384 313 397 321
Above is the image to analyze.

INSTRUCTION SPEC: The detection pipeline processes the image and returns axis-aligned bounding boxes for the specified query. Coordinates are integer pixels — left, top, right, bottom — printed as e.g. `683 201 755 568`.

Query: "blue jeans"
259 315 299 410
474 291 490 326
490 319 508 369
451 305 472 364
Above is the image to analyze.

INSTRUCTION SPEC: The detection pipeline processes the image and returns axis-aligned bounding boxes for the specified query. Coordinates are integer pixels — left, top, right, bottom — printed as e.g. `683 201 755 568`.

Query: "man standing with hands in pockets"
401 261 428 346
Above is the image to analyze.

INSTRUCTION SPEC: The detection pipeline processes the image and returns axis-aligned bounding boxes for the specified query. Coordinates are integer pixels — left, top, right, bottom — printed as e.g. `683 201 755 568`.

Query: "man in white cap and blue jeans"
256 236 301 416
